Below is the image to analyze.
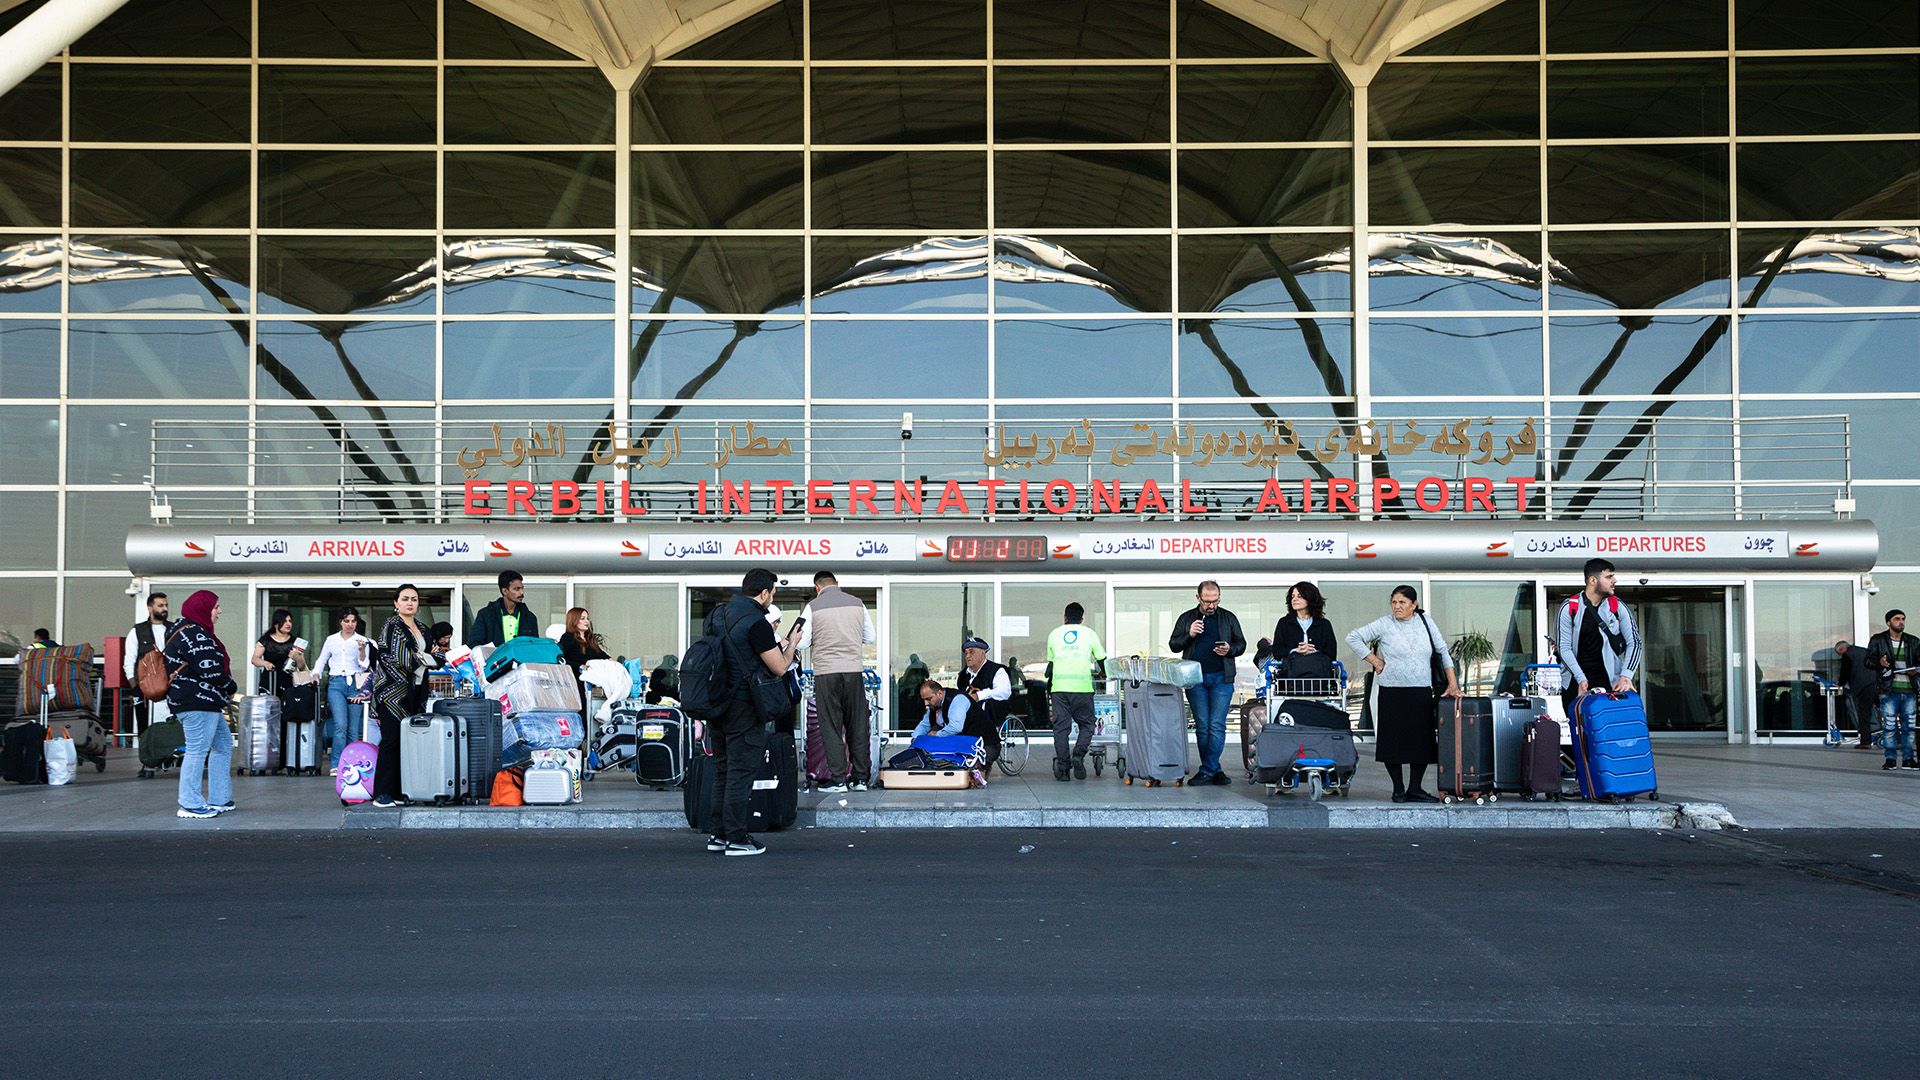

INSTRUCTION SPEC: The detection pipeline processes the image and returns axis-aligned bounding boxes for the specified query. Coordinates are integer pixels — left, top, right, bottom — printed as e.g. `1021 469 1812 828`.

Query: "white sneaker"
850 780 869 792
706 835 727 852
725 838 767 857
817 782 849 793
176 806 218 820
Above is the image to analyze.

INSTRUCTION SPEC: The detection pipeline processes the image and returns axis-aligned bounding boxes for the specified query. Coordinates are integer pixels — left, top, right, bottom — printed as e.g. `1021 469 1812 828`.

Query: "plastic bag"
501 709 587 767
44 726 77 786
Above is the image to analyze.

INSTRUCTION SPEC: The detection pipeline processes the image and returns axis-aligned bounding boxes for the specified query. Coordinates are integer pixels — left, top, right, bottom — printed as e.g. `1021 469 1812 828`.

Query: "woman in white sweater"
1346 585 1462 803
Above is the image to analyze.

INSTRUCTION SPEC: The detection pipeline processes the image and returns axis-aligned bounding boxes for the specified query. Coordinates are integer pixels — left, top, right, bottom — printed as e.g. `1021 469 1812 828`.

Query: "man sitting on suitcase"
1555 558 1644 719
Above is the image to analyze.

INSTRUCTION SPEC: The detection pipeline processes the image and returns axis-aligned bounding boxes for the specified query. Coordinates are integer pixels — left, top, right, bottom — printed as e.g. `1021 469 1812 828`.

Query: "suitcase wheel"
1647 791 1660 802
1124 776 1134 785
1173 778 1183 787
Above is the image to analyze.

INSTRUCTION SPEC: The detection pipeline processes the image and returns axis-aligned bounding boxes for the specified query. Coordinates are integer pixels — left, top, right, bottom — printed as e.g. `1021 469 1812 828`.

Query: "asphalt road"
12 828 1913 1078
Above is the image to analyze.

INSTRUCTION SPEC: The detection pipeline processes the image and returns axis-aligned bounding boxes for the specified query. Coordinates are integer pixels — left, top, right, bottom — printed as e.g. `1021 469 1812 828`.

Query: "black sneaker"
724 838 767 857
1904 759 1919 771
1404 790 1440 803
1884 759 1899 771
706 835 727 852
1072 757 1087 780
1053 759 1071 782
1188 771 1213 787
372 796 396 807
1211 771 1232 786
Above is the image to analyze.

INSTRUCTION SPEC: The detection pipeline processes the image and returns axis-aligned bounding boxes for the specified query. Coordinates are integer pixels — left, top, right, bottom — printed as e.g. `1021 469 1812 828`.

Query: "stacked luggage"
1253 655 1354 800
683 723 798 833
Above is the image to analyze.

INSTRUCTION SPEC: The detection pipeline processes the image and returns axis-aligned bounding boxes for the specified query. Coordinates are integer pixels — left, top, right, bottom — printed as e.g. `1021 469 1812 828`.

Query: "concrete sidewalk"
12 738 1913 833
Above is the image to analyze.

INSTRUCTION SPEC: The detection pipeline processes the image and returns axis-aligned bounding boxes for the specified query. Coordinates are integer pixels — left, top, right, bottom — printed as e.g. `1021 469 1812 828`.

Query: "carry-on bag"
684 731 715 832
1438 696 1496 803
1237 698 1266 774
1266 698 1349 731
803 698 832 785
877 767 970 790
237 694 283 775
336 741 379 805
631 705 690 789
590 704 641 776
486 662 582 714
139 718 186 772
751 729 799 831
483 636 564 682
1253 725 1357 787
1523 717 1562 800
41 704 108 772
400 711 469 805
2 719 47 783
282 718 321 775
523 747 583 805
1489 695 1544 792
1121 680 1189 785
1569 691 1658 801
430 696 502 802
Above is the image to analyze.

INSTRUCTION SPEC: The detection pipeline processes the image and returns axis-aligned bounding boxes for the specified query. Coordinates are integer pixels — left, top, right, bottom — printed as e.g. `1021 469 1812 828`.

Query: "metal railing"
147 412 1852 524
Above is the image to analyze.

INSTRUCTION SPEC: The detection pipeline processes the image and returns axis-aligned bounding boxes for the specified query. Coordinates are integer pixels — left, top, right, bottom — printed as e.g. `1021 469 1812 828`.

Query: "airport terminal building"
1 0 1916 741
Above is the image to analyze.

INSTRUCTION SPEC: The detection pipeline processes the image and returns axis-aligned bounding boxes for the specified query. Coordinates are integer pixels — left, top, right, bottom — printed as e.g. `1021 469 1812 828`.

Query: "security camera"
124 580 140 597
900 412 914 441
351 580 362 587
1638 578 1649 585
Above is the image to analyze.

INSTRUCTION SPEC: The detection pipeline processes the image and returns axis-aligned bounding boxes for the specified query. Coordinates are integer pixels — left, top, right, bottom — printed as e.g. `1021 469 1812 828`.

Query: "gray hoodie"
1556 592 1643 689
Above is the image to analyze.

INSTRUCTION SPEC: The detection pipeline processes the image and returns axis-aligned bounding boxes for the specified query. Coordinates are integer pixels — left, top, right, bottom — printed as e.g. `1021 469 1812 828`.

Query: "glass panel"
811 0 986 60
1407 1 1539 55
70 234 251 314
0 580 55 650
0 66 60 141
1177 318 1353 399
1738 313 1920 395
1753 580 1855 734
254 404 435 488
632 151 803 229
1736 0 1919 50
1549 230 1731 310
259 235 435 316
1180 233 1349 313
635 68 804 145
0 407 58 485
1548 400 1735 515
447 68 615 144
1428 581 1537 696
442 320 614 400
1177 65 1347 143
1592 586 1727 733
0 320 59 395
573 585 680 669
68 319 249 399
1545 0 1727 53
1176 0 1311 59
1857 489 1920 565
261 65 436 144
62 578 141 657
672 0 803 60
0 149 61 227
995 66 1170 144
997 234 1170 314
809 402 983 487
814 151 986 229
445 236 615 314
71 150 250 228
445 152 617 230
890 583 995 731
997 150 1168 228
635 234 803 316
1371 318 1544 397
1546 60 1728 139
1738 399 1906 481
1114 585 1284 701
811 320 988 398
811 235 986 315
624 404 803 489
0 237 58 314
445 1 577 60
999 584 1110 705
1737 56 1919 138
996 0 1168 59
1369 147 1538 226
995 401 1175 486
1547 145 1729 224
995 319 1172 398
260 151 435 229
630 319 803 401
65 490 159 568
73 0 251 57
256 321 435 402
1739 228 1920 308
1371 233 1543 312
1369 62 1537 141
1736 141 1920 222
1550 315 1732 396
810 67 985 145
261 0 435 59
1180 148 1347 229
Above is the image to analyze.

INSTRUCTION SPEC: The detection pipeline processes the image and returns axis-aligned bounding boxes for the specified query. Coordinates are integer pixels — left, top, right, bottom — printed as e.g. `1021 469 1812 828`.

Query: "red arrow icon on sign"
489 541 511 557
1795 542 1820 557
1052 544 1074 560
619 540 642 557
1486 541 1510 558
1354 543 1377 559
921 539 944 558
183 541 207 558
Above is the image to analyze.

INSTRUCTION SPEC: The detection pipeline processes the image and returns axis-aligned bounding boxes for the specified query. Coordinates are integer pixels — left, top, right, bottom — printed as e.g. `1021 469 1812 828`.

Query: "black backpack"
678 604 737 720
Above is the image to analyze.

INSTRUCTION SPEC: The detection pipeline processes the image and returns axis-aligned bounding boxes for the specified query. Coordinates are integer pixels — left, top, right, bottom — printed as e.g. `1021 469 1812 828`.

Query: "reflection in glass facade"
1 0 1918 652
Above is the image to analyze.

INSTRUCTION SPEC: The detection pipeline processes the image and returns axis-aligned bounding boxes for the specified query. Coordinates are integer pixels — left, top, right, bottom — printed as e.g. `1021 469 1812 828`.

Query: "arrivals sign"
213 534 488 563
649 533 916 563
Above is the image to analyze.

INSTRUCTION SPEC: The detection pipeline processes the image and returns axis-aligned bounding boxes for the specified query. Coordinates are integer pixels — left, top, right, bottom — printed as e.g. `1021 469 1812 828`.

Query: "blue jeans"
1184 671 1234 776
1880 692 1916 761
177 709 232 811
325 675 359 768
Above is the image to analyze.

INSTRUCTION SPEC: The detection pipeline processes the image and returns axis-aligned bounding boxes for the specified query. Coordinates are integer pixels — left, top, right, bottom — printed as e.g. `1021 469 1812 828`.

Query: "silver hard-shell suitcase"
237 694 282 775
1121 680 1189 785
399 712 470 805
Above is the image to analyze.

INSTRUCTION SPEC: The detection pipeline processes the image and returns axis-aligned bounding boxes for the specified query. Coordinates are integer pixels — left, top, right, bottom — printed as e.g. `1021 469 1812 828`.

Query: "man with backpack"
1555 558 1644 718
688 568 800 857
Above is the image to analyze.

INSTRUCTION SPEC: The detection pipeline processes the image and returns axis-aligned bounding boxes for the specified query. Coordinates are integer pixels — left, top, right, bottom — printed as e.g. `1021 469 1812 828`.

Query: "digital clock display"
945 535 1050 562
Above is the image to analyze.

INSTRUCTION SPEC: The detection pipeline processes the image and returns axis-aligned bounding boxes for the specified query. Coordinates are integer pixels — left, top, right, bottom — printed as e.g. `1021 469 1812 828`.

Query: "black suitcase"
1266 697 1349 730
430 696 503 803
2 719 48 784
1437 696 1496 802
684 740 715 833
1523 717 1563 800
751 729 799 832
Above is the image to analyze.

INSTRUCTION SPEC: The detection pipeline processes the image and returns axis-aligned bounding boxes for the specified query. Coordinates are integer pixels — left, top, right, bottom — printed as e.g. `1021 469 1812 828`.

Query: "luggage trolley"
1804 670 1848 748
1257 658 1352 801
797 669 887 792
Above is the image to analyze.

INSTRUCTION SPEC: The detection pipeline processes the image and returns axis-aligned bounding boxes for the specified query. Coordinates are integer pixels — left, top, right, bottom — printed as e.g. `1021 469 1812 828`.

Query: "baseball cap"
961 636 989 652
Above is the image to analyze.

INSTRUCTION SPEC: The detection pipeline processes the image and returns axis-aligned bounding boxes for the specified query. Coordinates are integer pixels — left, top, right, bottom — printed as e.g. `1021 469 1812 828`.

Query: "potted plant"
1450 630 1499 696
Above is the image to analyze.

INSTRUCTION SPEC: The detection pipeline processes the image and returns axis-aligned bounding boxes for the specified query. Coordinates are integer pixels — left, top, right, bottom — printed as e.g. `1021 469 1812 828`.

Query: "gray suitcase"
237 694 282 775
1121 681 1189 785
400 711 471 805
1490 696 1545 792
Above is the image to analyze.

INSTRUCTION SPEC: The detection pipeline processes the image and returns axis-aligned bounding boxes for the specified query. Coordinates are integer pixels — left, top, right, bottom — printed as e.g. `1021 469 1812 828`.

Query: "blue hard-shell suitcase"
1570 691 1658 801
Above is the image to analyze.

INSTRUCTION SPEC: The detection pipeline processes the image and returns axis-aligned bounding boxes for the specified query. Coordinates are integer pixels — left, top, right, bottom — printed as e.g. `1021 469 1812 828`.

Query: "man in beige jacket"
798 571 876 792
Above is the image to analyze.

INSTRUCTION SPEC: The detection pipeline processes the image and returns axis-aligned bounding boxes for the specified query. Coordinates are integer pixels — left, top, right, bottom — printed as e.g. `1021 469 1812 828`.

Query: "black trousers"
708 700 767 842
372 685 425 801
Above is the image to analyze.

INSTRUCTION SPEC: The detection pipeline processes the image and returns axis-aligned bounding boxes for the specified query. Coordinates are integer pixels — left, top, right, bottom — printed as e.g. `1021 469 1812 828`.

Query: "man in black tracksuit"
703 568 800 857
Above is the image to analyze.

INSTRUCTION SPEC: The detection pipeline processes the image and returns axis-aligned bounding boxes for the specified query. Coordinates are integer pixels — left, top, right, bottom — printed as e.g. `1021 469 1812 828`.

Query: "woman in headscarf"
370 583 441 807
165 590 237 820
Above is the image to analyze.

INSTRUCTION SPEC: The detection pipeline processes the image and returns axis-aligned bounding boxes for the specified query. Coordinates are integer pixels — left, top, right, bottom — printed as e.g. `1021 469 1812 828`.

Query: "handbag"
748 667 801 727
1417 610 1451 696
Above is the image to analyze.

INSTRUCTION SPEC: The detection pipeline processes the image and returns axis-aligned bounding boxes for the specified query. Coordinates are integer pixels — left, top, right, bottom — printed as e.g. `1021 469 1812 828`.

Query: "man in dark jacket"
1833 639 1880 749
466 569 541 649
703 568 800 858
1867 610 1917 770
1168 579 1246 786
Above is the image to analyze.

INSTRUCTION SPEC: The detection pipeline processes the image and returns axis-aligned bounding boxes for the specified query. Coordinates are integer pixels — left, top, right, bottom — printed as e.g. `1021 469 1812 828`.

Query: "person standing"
797 571 875 793
1268 581 1339 666
371 584 441 807
703 568 801 857
165 590 235 820
953 636 1008 771
1168 580 1246 786
30 628 57 649
123 592 170 775
1554 558 1644 722
559 606 611 727
1869 610 1917 771
1045 603 1106 781
310 608 372 773
1347 585 1462 803
251 608 304 699
1833 639 1880 749
467 569 541 649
